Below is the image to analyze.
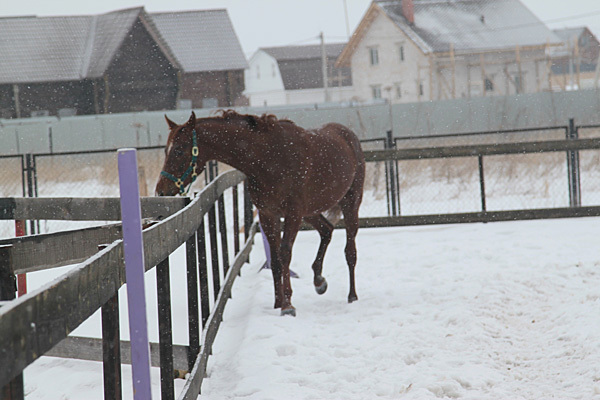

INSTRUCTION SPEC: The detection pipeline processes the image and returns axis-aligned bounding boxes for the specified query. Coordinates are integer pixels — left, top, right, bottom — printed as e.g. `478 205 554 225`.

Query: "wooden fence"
0 169 258 400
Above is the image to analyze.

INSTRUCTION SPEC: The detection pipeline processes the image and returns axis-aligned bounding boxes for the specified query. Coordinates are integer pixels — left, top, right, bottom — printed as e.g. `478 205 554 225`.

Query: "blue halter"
160 129 199 196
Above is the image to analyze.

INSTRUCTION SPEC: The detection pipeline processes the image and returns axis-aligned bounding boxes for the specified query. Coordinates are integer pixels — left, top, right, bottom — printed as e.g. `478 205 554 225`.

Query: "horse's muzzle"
155 177 176 197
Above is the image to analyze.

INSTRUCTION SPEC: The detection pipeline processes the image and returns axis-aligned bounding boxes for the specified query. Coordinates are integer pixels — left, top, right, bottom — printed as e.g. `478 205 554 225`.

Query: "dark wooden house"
0 7 248 119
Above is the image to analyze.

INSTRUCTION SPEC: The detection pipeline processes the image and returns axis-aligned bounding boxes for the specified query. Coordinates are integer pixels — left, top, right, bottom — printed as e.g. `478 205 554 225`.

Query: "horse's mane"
214 109 296 132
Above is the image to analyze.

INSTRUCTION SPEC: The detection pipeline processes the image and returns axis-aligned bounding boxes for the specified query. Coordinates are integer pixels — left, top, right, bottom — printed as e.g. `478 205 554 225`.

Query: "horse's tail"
323 204 342 226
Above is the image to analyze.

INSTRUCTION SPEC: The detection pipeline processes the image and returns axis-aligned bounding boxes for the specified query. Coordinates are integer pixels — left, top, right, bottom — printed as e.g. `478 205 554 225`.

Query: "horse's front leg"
258 212 283 309
304 215 334 295
279 214 303 316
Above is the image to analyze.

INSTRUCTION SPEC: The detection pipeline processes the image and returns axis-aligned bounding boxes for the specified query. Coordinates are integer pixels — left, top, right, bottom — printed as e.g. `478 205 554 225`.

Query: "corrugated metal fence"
2 89 600 155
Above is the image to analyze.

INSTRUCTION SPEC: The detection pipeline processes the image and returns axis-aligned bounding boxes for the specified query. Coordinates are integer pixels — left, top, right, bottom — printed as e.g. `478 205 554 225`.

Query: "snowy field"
22 216 600 399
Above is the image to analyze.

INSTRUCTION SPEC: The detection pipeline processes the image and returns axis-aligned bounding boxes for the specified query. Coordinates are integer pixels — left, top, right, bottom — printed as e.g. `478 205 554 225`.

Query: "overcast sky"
3 0 600 56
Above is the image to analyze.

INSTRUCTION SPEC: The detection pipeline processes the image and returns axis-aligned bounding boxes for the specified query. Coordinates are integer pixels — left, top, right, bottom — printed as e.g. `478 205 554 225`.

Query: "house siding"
350 10 428 103
179 70 245 109
104 19 179 113
245 46 354 107
347 5 554 104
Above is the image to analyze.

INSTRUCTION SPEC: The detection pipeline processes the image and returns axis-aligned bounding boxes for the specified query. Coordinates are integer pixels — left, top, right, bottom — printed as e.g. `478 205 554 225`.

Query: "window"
395 82 402 99
256 65 260 79
369 47 379 66
484 77 494 92
398 44 405 62
371 85 382 99
418 81 424 97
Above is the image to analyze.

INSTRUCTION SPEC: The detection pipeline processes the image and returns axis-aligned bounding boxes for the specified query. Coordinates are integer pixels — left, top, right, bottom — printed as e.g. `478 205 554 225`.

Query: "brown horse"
156 110 365 316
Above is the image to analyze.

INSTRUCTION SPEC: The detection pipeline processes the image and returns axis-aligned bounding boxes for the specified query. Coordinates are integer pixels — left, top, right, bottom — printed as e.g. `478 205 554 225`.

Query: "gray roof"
376 0 562 53
0 7 247 85
258 43 351 90
87 8 145 78
0 15 92 84
553 27 586 43
262 43 347 61
151 10 247 72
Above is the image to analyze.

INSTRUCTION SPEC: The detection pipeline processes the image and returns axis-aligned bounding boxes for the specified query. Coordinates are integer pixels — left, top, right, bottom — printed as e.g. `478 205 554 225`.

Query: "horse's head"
156 112 207 196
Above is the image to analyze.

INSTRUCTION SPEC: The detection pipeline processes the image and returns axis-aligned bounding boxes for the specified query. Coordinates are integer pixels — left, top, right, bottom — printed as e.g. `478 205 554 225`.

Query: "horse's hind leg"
304 215 334 295
258 212 283 309
340 184 363 303
279 214 303 316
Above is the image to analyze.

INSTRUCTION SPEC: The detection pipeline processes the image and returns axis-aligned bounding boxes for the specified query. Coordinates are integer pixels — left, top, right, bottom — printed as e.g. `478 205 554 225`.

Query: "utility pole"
320 32 330 102
343 0 350 39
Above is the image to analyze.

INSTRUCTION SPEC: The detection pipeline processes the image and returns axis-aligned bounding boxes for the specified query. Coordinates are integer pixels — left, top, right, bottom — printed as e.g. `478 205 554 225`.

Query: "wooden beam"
363 137 600 161
0 223 123 274
45 336 189 371
450 43 456 98
428 54 434 100
0 197 188 221
516 45 523 93
360 206 600 227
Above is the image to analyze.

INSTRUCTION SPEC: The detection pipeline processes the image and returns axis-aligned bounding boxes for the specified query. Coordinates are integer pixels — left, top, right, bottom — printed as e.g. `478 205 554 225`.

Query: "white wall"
348 7 552 104
286 87 356 105
350 9 429 104
245 49 356 106
244 50 286 106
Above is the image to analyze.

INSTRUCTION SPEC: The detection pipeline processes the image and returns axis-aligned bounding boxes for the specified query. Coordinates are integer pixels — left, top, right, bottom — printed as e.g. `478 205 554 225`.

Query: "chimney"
401 0 415 25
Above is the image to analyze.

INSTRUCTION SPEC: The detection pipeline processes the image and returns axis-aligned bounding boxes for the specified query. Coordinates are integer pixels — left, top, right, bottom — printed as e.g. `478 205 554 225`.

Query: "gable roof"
257 43 351 90
150 9 248 72
262 43 347 61
553 27 588 43
338 0 562 66
0 7 247 85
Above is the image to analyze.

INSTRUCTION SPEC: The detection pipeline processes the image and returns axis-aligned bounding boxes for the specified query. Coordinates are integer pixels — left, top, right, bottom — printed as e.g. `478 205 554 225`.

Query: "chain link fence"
2 122 600 238
360 124 600 217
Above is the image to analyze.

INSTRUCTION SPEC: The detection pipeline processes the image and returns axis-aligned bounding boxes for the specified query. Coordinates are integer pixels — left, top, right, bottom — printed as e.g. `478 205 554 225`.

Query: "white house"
336 0 563 103
244 43 355 107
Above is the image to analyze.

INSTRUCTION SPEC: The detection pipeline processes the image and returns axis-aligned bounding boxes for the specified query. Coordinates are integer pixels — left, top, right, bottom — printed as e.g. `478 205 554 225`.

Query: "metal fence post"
186 234 200 371
385 131 399 216
24 154 38 235
478 155 487 212
0 245 24 400
100 235 122 400
566 118 582 207
157 257 174 400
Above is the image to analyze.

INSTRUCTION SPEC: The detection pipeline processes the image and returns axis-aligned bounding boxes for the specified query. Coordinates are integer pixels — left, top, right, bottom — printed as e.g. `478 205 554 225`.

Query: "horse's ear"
246 114 258 129
165 115 178 130
187 111 196 127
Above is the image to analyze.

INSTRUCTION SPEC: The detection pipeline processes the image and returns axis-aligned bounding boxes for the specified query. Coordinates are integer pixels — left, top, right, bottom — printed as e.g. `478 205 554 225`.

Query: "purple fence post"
260 220 272 268
118 148 153 400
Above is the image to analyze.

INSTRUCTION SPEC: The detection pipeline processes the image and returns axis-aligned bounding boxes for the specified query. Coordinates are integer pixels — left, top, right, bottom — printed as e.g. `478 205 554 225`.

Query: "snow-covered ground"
22 216 600 399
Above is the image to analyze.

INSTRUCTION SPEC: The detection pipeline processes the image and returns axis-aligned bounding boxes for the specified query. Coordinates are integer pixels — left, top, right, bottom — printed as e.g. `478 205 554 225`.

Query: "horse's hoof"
281 306 296 317
315 278 328 295
348 294 358 303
